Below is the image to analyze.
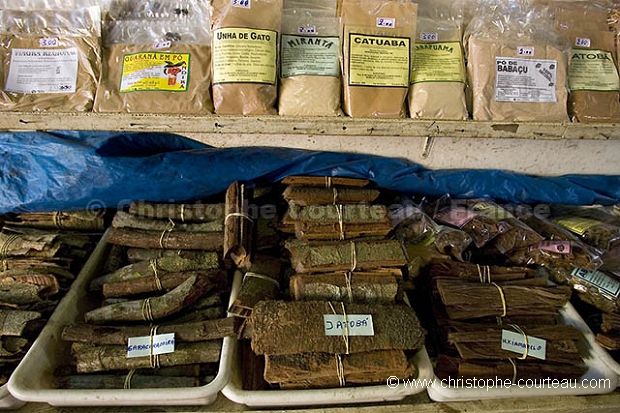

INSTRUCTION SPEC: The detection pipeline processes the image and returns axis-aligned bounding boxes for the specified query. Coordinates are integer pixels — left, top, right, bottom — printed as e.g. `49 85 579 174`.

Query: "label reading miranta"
281 35 339 78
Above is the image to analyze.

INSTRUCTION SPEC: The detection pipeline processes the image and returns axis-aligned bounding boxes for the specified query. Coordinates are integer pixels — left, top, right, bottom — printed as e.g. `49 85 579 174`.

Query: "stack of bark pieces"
0 210 103 386
246 176 425 389
59 199 235 389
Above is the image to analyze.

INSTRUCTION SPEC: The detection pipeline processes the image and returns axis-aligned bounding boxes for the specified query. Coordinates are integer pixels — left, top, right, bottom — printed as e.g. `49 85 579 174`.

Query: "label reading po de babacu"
324 314 374 336
501 329 547 360
494 57 557 103
571 268 620 298
127 333 175 358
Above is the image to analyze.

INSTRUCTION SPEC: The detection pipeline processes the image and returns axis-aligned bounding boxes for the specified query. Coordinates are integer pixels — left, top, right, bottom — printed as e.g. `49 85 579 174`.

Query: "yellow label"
348 33 410 87
120 52 190 92
569 49 620 91
213 28 277 84
472 202 514 220
554 217 601 236
411 41 465 83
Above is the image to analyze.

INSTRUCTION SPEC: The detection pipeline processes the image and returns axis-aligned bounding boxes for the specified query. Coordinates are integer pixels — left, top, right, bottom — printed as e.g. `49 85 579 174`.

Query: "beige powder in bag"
210 0 282 115
340 0 417 118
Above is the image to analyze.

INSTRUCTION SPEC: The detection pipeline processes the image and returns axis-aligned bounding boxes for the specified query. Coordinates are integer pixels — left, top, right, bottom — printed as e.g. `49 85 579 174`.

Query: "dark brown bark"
128 202 225 223
283 186 380 206
281 176 370 187
290 273 399 303
106 228 223 251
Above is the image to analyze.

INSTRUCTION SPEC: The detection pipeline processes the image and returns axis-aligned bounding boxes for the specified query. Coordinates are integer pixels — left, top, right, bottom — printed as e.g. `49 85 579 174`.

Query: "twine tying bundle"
328 301 350 387
149 325 161 369
0 234 20 258
158 219 175 248
141 298 154 322
244 272 280 289
52 211 64 229
335 204 345 240
149 260 163 291
123 369 136 389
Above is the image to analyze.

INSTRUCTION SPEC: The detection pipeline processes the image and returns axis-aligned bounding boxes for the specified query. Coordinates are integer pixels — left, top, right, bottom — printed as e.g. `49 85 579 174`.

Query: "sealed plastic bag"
464 0 569 121
93 2 213 113
0 4 101 111
408 0 468 120
210 0 282 115
340 0 417 118
278 0 341 116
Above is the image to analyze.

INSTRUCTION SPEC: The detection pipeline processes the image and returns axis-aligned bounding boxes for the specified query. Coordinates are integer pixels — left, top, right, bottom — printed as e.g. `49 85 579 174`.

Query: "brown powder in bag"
94 43 213 114
210 0 282 115
467 36 569 122
0 35 100 112
340 0 417 118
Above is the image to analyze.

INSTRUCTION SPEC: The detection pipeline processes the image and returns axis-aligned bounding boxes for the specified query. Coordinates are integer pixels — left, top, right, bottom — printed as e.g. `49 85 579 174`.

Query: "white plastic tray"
0 384 24 410
427 303 619 402
8 231 239 407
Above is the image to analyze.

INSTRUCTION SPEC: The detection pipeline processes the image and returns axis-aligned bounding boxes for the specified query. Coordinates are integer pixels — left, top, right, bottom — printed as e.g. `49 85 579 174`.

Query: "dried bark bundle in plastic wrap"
432 205 509 249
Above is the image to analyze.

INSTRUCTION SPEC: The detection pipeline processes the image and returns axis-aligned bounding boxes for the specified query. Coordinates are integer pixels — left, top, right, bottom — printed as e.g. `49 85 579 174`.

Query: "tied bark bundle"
128 202 225 223
224 182 253 270
265 350 415 389
113 212 223 233
285 239 407 273
107 228 224 251
552 216 620 252
281 176 370 187
596 312 620 350
433 206 510 248
0 233 63 259
229 254 283 318
6 211 104 232
290 271 400 303
250 300 425 355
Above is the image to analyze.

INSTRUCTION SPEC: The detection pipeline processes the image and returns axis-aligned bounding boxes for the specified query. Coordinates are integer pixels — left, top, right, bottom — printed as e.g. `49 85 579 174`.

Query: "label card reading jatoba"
572 268 620 298
501 329 546 360
323 314 374 336
127 333 175 358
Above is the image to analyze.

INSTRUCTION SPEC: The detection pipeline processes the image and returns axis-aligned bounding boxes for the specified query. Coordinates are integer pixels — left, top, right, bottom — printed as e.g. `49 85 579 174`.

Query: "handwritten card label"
127 333 175 358
324 314 374 336
501 330 546 360
517 46 534 56
376 17 395 28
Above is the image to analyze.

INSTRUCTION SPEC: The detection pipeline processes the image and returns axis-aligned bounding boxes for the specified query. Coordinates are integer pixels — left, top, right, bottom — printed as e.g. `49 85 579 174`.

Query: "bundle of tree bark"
59 199 235 389
0 211 103 385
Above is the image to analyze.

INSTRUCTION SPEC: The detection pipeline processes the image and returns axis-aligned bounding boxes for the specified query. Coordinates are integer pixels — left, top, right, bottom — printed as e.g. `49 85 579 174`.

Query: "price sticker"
517 46 534 56
575 37 591 48
421 32 439 41
40 37 59 47
232 0 250 8
376 17 395 28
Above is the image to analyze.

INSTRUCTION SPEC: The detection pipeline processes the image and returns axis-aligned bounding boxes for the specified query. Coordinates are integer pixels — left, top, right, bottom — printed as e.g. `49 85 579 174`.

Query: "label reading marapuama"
213 28 277 84
411 41 465 83
348 33 409 87
120 52 190 93
494 57 557 103
5 48 78 94
568 49 620 92
281 35 339 78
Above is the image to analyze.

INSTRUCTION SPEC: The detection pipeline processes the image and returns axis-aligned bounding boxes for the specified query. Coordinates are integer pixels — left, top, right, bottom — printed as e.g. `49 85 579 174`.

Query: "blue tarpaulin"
1 130 619 213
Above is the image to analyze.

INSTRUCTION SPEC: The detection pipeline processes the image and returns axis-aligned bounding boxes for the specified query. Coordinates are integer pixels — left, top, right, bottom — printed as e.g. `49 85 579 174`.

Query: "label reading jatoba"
281 35 339 78
572 268 620 298
120 52 190 92
494 57 557 103
348 33 410 87
5 48 78 94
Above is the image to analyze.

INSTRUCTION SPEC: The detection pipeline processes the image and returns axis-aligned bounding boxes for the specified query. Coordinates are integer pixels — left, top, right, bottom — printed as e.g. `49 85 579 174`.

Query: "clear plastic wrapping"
0 5 101 111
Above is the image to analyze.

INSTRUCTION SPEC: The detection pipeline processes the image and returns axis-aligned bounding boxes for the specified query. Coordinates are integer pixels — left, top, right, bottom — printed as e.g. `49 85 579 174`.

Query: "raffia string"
328 302 350 355
244 272 280 289
179 204 186 223
350 241 357 272
335 204 345 240
123 369 136 389
225 212 254 224
53 211 63 229
149 325 161 368
141 298 154 322
325 176 332 188
332 187 339 204
344 271 353 303
149 260 163 291
477 264 491 284
508 358 517 383
0 235 20 258
335 354 346 387
491 282 507 318
1 260 7 272
158 219 175 249
510 324 529 360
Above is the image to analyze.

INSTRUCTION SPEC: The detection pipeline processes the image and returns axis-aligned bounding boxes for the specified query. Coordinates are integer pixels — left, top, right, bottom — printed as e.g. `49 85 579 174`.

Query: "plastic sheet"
1 130 620 213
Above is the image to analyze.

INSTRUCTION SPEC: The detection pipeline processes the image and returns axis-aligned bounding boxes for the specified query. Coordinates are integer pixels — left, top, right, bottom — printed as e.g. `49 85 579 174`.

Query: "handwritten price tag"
517 46 534 56
232 0 250 8
376 17 395 28
324 314 374 336
421 32 438 41
575 37 591 48
298 26 317 34
40 37 59 47
154 41 172 49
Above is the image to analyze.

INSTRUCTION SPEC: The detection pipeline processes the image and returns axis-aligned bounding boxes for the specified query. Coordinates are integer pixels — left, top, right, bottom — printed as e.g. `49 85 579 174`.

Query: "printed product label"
5 48 78 94
494 57 558 103
127 333 175 358
281 35 339 77
472 202 514 220
529 240 572 254
213 28 277 84
324 314 374 336
348 33 410 87
568 49 620 92
412 41 465 83
434 207 477 228
553 217 600 236
501 330 546 360
572 268 620 298
120 52 190 92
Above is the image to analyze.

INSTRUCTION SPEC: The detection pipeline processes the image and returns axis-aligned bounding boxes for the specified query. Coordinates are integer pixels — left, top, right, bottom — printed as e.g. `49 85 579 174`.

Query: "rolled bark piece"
229 254 283 318
283 186 380 206
448 325 583 364
265 350 414 388
596 333 620 350
128 202 225 223
290 273 399 303
72 341 222 373
0 270 59 297
0 233 61 258
7 211 105 231
428 261 538 283
0 281 45 305
281 176 370 187
84 275 213 324
435 278 571 320
113 211 223 233
102 269 227 298
285 239 406 273
601 311 620 334
107 228 223 251
0 309 41 336
250 300 425 355
59 374 199 389
0 258 73 277
62 317 235 345
286 204 389 223
224 182 253 270
90 253 220 291
126 248 213 263
295 223 392 241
